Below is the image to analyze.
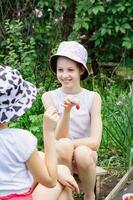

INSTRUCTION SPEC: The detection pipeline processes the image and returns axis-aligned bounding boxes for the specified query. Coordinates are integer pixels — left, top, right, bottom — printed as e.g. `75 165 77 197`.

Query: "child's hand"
57 165 80 193
63 95 80 112
43 106 59 133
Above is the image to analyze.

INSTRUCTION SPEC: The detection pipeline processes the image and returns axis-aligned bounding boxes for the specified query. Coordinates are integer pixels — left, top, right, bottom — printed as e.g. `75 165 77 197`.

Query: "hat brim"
0 81 37 123
50 55 89 80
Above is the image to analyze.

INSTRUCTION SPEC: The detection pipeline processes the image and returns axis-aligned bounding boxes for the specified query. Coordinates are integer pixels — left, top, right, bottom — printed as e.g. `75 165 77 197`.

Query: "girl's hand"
43 106 59 133
57 165 80 193
63 95 80 112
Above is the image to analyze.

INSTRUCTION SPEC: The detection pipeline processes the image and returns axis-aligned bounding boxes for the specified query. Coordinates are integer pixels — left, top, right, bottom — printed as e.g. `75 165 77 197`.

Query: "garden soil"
74 172 132 199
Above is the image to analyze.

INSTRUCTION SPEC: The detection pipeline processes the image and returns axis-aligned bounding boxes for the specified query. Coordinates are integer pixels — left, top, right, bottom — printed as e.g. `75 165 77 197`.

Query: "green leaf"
112 8 117 14
95 39 101 47
92 5 104 15
101 28 107 36
82 22 89 30
90 0 95 3
120 27 126 34
118 5 125 12
122 41 132 49
115 26 120 33
107 29 112 35
122 23 131 30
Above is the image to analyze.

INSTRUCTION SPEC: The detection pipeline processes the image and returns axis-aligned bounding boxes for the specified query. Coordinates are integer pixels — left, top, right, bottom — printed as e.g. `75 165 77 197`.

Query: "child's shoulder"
12 128 31 133
0 128 37 153
83 88 96 96
82 89 101 103
0 128 35 140
84 88 100 96
42 88 60 100
14 128 37 141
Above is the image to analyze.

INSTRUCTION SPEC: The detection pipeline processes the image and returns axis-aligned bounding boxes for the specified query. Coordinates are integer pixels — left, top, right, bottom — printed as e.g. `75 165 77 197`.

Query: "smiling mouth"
62 79 72 82
62 80 72 83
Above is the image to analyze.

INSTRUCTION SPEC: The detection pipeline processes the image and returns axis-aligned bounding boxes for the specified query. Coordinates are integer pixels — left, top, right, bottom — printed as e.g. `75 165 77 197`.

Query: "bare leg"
58 187 74 200
74 145 97 200
32 182 63 200
32 150 75 200
32 152 64 200
56 138 74 199
56 138 74 170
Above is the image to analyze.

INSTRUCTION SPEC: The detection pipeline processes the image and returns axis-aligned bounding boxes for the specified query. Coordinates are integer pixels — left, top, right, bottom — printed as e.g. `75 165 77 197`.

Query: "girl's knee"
74 146 96 168
57 138 73 151
56 138 74 161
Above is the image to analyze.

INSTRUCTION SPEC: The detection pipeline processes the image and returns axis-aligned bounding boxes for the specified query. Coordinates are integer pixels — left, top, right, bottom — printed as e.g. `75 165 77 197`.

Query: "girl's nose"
62 72 69 78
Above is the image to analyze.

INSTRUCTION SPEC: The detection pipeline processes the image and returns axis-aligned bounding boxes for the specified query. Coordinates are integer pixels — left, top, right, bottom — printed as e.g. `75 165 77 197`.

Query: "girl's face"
56 57 83 89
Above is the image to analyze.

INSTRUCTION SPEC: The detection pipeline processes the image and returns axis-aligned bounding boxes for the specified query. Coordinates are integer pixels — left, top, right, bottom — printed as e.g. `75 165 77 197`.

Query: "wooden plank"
96 166 107 176
95 167 107 199
105 167 133 200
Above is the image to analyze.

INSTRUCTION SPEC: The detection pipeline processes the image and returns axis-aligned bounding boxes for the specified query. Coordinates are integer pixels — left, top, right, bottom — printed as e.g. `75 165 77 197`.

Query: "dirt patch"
100 174 120 199
100 171 133 200
74 171 125 200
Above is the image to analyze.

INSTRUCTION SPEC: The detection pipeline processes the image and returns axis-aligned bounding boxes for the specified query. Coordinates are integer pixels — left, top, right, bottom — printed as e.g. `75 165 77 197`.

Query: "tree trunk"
61 0 76 41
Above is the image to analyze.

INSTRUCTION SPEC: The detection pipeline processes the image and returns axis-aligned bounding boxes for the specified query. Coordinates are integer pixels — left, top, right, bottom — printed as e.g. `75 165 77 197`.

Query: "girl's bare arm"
26 108 58 188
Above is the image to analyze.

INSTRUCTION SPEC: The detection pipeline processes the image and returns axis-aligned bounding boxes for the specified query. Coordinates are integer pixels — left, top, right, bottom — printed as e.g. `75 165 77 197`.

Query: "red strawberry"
124 197 128 200
76 104 80 110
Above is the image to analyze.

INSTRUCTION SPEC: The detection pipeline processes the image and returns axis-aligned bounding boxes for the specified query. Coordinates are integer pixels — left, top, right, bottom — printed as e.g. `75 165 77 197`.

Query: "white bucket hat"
50 41 89 80
0 65 37 123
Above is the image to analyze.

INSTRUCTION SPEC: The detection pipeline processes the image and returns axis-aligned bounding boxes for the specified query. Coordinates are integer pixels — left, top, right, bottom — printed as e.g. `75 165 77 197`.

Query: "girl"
42 41 103 200
0 65 79 200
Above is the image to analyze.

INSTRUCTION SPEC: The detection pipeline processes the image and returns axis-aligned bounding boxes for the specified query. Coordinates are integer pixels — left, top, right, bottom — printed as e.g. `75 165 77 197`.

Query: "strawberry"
124 197 129 200
76 104 80 110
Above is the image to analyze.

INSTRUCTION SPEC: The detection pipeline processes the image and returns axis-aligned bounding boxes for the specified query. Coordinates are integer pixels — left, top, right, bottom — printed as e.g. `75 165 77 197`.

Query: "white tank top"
51 88 95 139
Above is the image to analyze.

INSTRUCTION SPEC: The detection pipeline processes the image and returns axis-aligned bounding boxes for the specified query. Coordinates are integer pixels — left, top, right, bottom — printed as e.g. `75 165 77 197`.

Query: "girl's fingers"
74 184 80 193
64 182 74 190
67 180 80 193
64 98 80 107
64 100 78 107
64 100 73 106
65 182 77 192
59 178 80 193
58 180 73 190
44 107 59 128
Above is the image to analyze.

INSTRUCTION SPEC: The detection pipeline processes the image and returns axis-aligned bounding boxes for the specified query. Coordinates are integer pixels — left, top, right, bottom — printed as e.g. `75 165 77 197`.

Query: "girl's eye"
68 68 74 71
57 68 63 72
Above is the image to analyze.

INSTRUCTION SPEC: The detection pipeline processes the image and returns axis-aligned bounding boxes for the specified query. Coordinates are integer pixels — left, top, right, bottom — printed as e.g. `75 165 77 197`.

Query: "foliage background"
0 1 133 195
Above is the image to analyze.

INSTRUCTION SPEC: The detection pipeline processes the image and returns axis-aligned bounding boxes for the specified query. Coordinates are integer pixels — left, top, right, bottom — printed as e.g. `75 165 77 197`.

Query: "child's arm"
42 91 55 109
42 92 79 139
73 92 102 151
55 95 80 139
26 107 58 188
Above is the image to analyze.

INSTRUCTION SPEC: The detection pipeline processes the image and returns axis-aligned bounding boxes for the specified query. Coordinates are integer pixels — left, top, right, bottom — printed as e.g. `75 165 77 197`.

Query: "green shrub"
100 82 133 168
1 19 37 83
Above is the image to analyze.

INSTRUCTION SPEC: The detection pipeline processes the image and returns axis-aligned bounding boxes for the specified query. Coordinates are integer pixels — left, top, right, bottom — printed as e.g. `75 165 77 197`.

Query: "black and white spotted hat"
0 65 37 123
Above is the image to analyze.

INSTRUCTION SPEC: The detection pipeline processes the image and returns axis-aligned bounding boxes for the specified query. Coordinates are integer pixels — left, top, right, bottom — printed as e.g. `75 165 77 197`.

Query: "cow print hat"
0 65 37 123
